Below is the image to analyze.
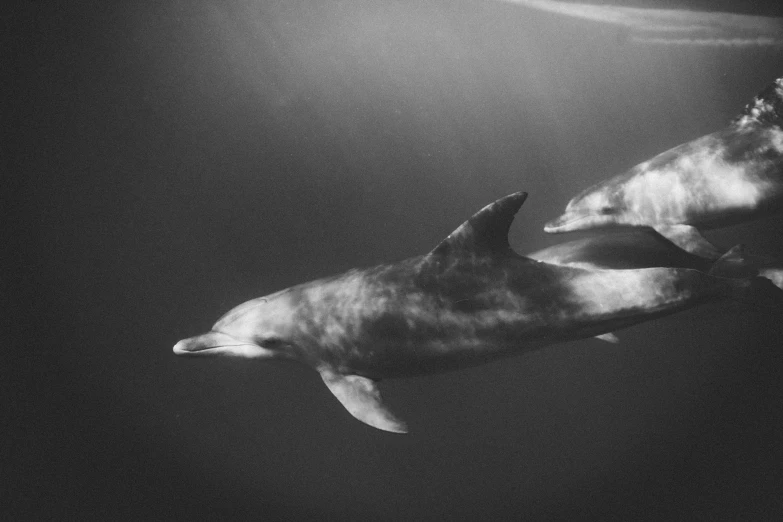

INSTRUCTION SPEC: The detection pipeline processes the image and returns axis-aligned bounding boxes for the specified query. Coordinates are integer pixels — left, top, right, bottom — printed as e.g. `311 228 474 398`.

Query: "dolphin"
174 192 777 433
544 75 783 258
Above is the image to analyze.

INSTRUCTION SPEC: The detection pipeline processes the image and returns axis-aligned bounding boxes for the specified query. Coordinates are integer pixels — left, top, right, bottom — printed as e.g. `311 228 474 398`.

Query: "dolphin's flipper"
594 333 620 343
320 370 408 434
652 224 722 259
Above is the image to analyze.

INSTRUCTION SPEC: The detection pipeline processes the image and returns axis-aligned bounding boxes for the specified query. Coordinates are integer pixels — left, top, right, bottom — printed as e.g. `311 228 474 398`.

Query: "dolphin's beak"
173 331 257 356
544 212 585 233
545 208 619 233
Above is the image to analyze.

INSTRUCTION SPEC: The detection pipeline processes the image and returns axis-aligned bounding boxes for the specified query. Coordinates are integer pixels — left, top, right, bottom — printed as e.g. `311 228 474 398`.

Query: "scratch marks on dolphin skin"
496 0 783 47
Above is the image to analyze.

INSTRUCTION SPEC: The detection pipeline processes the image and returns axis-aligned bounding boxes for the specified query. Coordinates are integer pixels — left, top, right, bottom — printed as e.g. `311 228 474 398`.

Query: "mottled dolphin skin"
174 192 773 433
545 75 783 257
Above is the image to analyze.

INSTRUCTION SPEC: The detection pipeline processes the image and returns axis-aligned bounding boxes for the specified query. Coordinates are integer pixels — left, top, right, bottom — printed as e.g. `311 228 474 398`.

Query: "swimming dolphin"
544 75 783 257
174 192 776 433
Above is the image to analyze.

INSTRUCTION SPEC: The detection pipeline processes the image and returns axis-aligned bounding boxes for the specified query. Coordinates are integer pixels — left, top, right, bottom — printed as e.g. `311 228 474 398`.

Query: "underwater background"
7 1 783 519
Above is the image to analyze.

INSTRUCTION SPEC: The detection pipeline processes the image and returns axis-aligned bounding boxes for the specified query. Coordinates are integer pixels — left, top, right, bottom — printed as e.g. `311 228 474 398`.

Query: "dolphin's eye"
259 337 283 349
600 206 615 215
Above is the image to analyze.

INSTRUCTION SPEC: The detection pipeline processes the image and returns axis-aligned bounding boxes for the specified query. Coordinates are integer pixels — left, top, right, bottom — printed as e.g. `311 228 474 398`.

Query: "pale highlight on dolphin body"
496 0 783 47
173 193 779 433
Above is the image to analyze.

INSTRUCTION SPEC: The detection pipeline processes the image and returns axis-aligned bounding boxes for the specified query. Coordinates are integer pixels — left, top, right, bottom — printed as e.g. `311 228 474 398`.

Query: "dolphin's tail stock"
708 244 783 294
706 245 783 310
707 244 755 279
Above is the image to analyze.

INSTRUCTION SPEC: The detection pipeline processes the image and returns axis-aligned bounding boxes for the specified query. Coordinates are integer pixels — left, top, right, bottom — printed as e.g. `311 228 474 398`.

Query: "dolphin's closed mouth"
172 338 216 355
172 332 254 355
544 213 589 232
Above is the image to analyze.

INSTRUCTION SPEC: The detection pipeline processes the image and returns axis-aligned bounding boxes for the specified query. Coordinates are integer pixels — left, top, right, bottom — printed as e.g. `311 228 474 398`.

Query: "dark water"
8 1 783 519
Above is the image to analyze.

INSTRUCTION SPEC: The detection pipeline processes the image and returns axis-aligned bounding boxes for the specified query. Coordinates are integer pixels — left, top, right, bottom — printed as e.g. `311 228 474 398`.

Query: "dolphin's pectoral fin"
652 225 722 260
320 370 408 434
594 333 619 343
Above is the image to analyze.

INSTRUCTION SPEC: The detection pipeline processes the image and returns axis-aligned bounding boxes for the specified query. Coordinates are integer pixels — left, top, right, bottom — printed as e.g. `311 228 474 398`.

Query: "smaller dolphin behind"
545 75 783 258
174 193 780 433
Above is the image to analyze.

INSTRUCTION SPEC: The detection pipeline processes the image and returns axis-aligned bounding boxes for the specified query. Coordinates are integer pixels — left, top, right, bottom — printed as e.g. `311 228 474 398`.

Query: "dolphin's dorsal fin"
320 370 408 434
428 192 528 258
